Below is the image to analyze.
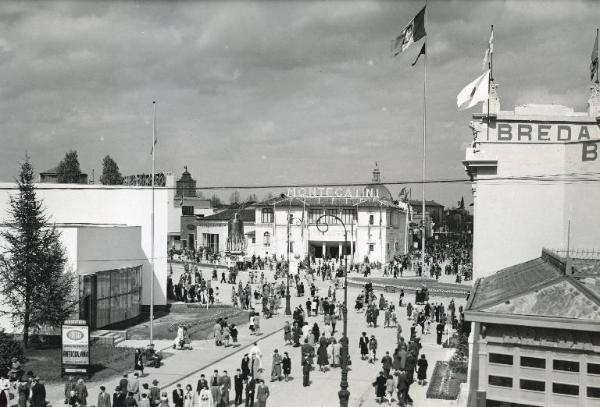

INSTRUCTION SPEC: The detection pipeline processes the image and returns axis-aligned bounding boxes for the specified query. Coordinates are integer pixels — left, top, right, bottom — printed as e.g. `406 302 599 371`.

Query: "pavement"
40 263 468 407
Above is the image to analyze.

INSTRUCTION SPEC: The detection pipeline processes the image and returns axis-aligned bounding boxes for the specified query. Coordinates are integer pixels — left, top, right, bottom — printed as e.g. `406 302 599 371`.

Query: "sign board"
61 320 90 375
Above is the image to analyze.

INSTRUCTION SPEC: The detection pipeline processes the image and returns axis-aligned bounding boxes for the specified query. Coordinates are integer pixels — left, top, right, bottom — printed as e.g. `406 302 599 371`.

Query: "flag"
150 137 157 155
591 29 599 81
150 101 157 155
457 70 490 111
482 29 494 70
392 6 426 56
411 43 426 66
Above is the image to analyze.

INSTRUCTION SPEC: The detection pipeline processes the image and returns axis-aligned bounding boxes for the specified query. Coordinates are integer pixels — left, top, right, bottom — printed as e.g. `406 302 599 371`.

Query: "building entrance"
309 241 353 259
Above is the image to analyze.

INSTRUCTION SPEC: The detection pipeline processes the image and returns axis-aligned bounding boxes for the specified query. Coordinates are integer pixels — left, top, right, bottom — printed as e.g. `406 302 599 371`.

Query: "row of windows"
489 353 600 374
260 208 365 225
488 375 600 398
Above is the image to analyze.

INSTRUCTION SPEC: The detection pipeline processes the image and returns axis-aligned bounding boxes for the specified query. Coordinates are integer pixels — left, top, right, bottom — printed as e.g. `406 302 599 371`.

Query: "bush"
0 332 25 374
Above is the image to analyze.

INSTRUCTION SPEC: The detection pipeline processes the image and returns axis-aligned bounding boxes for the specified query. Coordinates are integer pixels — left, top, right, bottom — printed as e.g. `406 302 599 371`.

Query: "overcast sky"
0 0 597 206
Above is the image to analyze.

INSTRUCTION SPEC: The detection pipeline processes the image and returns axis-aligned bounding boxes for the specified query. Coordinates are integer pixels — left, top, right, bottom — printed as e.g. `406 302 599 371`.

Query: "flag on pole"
411 42 426 66
457 70 490 111
482 29 494 70
150 101 157 155
392 6 426 56
591 29 599 81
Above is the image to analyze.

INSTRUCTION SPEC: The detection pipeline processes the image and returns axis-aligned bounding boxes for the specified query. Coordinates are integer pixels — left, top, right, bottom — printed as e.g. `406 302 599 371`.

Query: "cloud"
0 0 597 206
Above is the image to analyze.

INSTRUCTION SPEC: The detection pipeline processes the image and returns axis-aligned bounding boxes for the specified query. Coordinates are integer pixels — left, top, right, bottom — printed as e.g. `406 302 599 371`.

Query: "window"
552 382 579 396
341 209 357 225
553 359 579 373
261 208 274 223
325 209 339 224
308 209 323 224
263 232 270 247
488 375 512 388
521 356 546 369
369 214 374 225
182 206 194 215
588 363 600 375
587 386 600 398
369 244 374 253
489 353 513 365
520 379 545 392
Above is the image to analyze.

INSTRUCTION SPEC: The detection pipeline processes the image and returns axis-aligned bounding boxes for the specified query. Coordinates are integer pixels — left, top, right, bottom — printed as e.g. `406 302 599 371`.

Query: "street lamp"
315 214 349 407
285 210 303 316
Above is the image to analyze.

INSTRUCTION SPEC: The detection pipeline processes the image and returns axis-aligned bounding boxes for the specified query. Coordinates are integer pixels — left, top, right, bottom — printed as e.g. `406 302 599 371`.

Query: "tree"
210 194 222 208
0 156 76 347
100 155 123 185
246 193 258 202
263 192 274 201
229 190 241 204
56 150 82 183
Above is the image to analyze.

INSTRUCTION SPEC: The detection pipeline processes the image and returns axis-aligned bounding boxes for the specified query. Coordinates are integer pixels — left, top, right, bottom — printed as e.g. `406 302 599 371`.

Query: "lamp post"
315 214 349 407
285 211 303 316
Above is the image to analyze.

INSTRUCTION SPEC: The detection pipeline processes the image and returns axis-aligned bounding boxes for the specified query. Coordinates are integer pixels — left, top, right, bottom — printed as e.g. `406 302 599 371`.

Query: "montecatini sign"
491 122 600 161
286 187 381 199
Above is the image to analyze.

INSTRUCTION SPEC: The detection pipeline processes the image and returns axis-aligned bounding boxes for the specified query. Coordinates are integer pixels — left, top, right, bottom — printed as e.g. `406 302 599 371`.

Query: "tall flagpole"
421 3 427 276
150 101 156 345
487 25 493 141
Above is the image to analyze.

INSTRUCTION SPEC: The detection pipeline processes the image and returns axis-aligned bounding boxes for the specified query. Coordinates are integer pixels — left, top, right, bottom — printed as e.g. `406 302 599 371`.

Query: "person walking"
30 377 46 407
270 350 282 382
172 385 184 407
317 335 329 372
75 378 88 406
302 357 311 387
182 385 193 407
198 384 213 407
244 376 255 407
219 371 231 407
372 371 387 404
368 335 378 363
396 370 409 407
255 380 269 407
359 332 369 360
209 370 221 405
98 386 112 407
381 351 393 377
134 349 144 377
234 369 244 406
283 322 292 345
417 354 429 386
149 380 160 407
113 387 126 407
282 352 291 382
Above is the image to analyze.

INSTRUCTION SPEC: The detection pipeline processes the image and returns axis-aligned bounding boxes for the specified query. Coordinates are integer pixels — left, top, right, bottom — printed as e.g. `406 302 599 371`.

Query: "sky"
0 0 597 207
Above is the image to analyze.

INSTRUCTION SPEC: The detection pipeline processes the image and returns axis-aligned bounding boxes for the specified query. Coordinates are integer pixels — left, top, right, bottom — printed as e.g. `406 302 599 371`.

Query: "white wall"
0 183 169 305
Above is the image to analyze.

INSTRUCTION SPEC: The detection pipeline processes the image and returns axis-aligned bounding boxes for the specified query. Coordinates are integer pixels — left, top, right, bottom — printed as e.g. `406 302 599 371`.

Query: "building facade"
464 85 600 279
465 249 600 407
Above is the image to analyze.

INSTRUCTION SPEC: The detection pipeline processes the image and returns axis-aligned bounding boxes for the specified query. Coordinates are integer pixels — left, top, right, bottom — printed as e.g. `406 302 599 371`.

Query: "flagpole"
596 28 599 84
150 100 156 345
421 41 427 276
487 25 493 141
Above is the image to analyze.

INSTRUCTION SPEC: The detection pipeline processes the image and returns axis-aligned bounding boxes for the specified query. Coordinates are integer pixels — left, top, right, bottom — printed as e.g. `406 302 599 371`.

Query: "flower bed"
426 361 467 400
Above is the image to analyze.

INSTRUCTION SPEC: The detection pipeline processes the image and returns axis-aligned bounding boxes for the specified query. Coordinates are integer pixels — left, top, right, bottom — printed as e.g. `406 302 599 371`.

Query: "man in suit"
219 370 231 407
244 375 255 407
396 370 410 407
149 380 160 407
171 384 184 407
98 386 112 407
255 380 269 407
233 369 244 406
196 374 208 395
29 377 46 407
113 386 126 407
119 375 129 396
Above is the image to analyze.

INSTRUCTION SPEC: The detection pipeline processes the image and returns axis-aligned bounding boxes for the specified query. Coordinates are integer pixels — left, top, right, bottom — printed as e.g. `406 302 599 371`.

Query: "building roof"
40 166 59 175
198 207 255 223
466 249 600 324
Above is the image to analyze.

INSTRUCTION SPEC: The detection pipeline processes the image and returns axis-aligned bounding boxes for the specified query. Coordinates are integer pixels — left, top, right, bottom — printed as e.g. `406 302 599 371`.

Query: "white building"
464 85 600 279
0 182 169 330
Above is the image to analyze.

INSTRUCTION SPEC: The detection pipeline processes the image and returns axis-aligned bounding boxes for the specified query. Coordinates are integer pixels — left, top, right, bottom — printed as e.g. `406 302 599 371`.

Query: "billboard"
61 320 90 375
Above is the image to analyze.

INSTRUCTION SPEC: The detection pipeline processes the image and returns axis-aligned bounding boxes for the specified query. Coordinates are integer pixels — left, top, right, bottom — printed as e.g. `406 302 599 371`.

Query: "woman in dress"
134 349 144 376
311 323 320 345
270 349 282 381
417 354 429 385
282 352 292 382
316 337 329 372
283 321 292 345
183 385 194 407
198 384 213 407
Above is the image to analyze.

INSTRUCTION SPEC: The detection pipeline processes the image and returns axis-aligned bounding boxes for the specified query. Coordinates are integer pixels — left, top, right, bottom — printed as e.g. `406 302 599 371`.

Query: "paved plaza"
44 264 468 407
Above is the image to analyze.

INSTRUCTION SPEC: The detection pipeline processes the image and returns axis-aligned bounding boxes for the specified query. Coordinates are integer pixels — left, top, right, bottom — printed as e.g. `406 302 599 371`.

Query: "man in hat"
233 369 244 406
30 377 45 407
149 380 160 407
244 375 255 407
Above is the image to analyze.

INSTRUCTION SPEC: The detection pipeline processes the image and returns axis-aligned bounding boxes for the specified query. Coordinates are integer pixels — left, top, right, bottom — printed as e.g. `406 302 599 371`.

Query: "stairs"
91 330 127 346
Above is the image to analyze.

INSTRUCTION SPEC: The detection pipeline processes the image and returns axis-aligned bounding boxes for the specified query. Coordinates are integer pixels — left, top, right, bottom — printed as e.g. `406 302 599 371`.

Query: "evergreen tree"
229 190 241 204
0 156 76 347
56 150 82 183
246 193 258 202
100 155 124 185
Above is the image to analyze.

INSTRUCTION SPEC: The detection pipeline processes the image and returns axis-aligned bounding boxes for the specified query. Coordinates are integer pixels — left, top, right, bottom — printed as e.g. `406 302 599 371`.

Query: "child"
385 374 395 405
222 325 231 347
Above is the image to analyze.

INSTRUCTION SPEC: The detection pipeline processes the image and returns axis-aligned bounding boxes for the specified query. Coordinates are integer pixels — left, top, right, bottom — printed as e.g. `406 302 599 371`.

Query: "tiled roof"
468 257 560 311
198 208 255 222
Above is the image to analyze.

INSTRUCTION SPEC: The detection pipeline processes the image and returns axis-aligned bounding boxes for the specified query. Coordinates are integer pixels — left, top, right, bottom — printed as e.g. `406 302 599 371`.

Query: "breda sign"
492 122 600 162
61 319 90 375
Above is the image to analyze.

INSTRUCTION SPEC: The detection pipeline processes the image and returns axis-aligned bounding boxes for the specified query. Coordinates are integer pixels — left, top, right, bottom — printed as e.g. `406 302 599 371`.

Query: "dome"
363 163 393 201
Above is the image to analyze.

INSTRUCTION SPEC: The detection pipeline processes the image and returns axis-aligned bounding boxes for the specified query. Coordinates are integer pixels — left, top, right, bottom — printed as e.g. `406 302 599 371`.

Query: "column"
322 242 326 259
339 243 342 260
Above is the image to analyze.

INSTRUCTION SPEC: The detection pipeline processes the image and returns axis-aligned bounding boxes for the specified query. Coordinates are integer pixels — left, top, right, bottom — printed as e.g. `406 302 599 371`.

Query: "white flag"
482 30 494 70
457 70 490 111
